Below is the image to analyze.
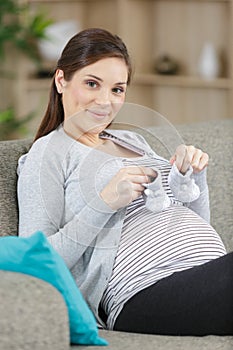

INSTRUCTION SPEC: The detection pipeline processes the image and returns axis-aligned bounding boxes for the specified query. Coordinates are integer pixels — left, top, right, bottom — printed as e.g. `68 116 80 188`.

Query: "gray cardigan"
17 126 209 326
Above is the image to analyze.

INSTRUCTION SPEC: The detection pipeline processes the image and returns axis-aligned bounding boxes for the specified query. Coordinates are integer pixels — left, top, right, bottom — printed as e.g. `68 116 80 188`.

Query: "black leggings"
113 252 233 335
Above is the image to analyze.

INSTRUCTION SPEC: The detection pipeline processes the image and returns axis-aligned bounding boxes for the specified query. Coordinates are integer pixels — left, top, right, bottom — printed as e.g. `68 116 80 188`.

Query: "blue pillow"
0 231 107 346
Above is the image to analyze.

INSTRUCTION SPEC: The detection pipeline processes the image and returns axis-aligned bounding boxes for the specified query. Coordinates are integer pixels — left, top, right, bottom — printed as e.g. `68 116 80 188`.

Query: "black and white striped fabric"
101 155 226 330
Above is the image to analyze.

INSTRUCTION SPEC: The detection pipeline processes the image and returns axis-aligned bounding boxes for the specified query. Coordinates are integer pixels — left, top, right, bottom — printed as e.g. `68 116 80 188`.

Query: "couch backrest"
0 138 32 236
0 120 232 251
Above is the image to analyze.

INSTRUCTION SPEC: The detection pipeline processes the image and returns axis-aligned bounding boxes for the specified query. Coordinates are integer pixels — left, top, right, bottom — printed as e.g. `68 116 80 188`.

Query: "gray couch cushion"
0 138 32 236
75 329 233 350
0 270 69 350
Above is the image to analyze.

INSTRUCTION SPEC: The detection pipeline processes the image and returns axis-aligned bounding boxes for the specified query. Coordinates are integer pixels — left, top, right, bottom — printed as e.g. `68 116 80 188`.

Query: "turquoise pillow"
0 231 107 346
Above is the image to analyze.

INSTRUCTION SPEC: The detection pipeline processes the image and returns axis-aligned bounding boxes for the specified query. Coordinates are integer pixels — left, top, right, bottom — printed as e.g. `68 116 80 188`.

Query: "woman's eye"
112 87 125 94
86 80 98 88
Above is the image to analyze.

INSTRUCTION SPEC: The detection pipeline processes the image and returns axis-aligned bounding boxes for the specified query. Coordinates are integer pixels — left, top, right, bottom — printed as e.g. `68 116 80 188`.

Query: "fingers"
193 151 209 173
131 182 146 193
125 182 146 202
171 144 190 174
171 144 209 174
100 165 158 211
122 166 157 184
181 145 196 174
127 166 157 177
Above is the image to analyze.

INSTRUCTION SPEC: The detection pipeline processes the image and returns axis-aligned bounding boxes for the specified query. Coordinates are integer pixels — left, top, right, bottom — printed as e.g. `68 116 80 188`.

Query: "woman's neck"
63 123 104 147
77 133 104 148
64 127 142 158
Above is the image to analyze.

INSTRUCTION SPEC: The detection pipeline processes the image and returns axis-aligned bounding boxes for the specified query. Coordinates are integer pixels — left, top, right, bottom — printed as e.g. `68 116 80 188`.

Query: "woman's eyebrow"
86 74 127 85
86 74 103 82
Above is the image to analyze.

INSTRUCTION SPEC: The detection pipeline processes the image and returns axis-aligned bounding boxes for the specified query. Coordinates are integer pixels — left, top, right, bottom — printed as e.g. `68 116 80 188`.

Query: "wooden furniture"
3 0 233 132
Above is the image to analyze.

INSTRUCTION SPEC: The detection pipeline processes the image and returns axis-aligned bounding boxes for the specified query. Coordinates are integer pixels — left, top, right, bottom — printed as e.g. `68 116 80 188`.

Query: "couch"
0 119 232 350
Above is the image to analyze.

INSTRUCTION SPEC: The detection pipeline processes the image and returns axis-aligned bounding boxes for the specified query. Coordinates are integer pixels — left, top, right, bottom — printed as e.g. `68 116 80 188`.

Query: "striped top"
100 153 226 330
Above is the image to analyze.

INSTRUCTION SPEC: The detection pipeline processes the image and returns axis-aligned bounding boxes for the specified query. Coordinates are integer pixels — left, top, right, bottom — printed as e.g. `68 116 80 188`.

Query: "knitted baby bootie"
168 163 200 203
143 168 170 213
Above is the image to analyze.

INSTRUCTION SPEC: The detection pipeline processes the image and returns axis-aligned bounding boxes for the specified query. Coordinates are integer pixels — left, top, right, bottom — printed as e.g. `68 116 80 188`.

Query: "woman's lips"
86 109 111 120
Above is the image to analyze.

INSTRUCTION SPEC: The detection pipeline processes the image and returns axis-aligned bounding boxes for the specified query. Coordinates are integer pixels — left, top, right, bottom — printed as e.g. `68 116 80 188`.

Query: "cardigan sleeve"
185 168 210 223
17 132 118 270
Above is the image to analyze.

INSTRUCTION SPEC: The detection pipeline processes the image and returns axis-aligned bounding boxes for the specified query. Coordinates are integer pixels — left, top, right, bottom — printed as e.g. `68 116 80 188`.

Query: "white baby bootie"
168 163 200 203
143 168 170 213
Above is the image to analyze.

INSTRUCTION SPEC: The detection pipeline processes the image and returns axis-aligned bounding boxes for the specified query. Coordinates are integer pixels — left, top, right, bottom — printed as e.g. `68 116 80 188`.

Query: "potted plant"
0 0 53 140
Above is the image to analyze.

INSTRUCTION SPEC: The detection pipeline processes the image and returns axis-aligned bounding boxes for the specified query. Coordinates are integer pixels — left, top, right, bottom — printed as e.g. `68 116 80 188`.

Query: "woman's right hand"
100 166 157 211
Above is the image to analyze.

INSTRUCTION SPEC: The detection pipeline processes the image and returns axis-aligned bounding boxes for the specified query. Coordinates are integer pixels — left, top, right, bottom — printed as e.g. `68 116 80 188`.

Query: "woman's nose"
95 88 111 105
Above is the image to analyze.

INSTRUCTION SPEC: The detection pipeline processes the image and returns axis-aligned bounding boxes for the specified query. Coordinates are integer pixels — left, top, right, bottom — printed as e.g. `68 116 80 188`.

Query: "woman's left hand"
170 144 209 174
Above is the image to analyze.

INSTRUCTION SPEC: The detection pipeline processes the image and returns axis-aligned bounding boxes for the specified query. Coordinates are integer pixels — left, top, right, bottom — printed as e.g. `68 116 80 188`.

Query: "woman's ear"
55 69 66 94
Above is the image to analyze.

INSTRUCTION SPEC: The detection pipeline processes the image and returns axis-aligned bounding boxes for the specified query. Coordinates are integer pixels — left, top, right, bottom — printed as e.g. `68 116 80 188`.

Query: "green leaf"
0 108 14 122
0 0 53 63
0 107 35 140
28 14 53 39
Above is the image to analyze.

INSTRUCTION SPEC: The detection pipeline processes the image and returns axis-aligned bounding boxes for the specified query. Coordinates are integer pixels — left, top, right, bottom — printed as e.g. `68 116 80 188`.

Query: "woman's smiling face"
55 57 128 136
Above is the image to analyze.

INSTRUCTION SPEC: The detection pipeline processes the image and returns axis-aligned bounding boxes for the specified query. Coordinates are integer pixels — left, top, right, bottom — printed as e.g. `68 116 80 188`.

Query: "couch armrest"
0 270 70 350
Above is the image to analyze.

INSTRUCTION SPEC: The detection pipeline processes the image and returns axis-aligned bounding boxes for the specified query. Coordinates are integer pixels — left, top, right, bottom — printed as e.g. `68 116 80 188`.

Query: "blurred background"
0 0 232 140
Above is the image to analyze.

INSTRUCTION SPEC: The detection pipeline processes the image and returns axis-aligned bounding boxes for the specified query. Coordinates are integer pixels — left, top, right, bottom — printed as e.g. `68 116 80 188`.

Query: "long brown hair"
34 28 132 141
